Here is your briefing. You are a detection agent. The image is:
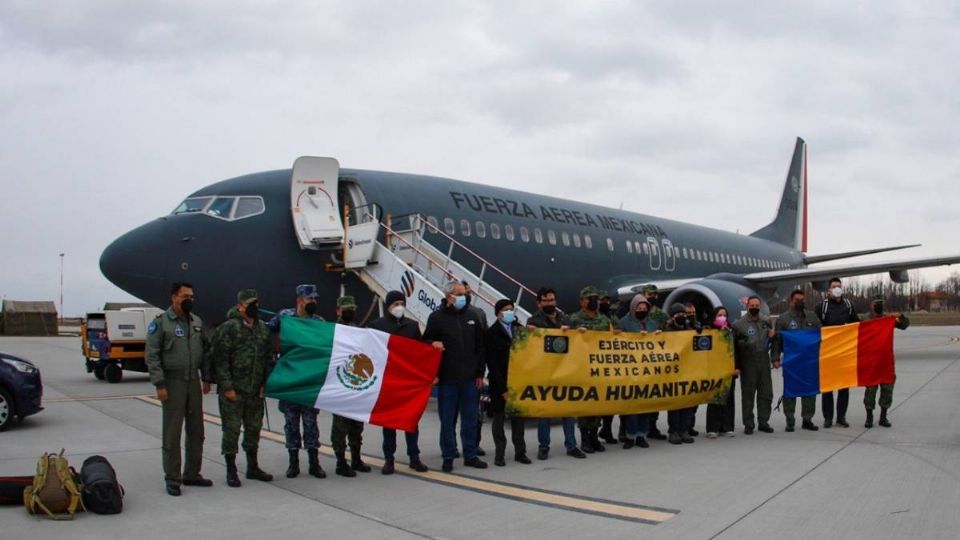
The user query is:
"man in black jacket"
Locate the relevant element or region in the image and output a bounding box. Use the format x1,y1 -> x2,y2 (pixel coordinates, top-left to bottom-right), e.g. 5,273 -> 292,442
485,299 -> 530,466
814,277 -> 860,428
423,281 -> 488,472
368,290 -> 430,475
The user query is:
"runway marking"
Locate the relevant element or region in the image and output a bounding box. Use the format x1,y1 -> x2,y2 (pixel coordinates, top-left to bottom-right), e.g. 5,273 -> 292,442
43,394 -> 151,403
134,395 -> 677,524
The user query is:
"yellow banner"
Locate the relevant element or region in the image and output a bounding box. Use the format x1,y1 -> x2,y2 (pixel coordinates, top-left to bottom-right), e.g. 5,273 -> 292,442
506,328 -> 735,417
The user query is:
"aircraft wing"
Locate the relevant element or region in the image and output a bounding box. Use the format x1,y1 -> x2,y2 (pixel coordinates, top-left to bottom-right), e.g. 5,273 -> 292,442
742,253 -> 960,285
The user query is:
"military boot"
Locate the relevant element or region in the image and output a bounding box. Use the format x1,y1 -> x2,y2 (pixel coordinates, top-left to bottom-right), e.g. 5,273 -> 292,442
618,421 -> 628,443
286,449 -> 300,478
864,409 -> 874,428
599,420 -> 617,444
879,408 -> 891,428
225,454 -> 241,488
307,449 -> 326,478
350,448 -> 371,473
590,429 -> 606,452
245,450 -> 274,482
335,452 -> 356,477
580,429 -> 595,454
382,458 -> 395,475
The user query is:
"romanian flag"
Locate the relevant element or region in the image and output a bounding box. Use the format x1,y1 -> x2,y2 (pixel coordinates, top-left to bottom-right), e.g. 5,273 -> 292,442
265,318 -> 441,432
780,317 -> 896,398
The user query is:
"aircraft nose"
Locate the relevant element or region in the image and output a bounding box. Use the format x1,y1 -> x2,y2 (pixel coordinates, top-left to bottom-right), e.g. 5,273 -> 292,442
100,219 -> 171,301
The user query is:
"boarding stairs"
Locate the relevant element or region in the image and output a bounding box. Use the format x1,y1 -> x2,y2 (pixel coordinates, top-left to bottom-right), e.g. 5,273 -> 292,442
330,206 -> 535,328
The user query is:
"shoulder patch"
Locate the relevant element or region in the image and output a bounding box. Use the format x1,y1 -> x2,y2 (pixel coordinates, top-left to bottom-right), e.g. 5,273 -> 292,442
147,321 -> 158,334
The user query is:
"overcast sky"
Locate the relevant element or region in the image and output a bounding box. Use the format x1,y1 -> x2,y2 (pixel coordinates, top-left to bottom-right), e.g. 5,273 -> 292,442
1,1 -> 958,315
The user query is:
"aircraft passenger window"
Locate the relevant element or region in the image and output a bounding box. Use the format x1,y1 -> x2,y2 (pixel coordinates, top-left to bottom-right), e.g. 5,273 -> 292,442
206,197 -> 235,219
520,227 -> 530,243
638,241 -> 645,255
606,237 -> 613,251
682,248 -> 688,259
626,240 -> 634,253
444,218 -> 455,235
561,232 -> 570,246
534,228 -> 543,244
173,197 -> 212,215
475,221 -> 486,238
234,197 -> 265,219
426,216 -> 439,233
548,230 -> 557,245
504,224 -> 515,241
584,234 -> 593,249
490,223 -> 501,239
573,234 -> 581,248
460,219 -> 472,237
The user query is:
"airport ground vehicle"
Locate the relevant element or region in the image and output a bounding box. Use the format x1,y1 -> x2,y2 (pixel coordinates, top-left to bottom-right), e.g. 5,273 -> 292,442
0,352 -> 43,431
82,308 -> 162,383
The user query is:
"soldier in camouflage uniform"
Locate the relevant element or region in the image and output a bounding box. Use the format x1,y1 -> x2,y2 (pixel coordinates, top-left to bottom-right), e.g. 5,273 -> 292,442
862,294 -> 910,428
145,282 -> 213,497
266,284 -> 326,479
771,289 -> 821,432
330,295 -> 371,477
641,284 -> 669,440
731,296 -> 775,435
210,289 -> 274,487
569,285 -> 621,453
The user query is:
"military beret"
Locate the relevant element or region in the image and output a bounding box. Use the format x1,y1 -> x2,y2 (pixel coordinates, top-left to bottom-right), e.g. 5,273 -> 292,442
296,284 -> 319,298
237,289 -> 258,304
641,284 -> 659,293
337,295 -> 357,309
872,294 -> 884,302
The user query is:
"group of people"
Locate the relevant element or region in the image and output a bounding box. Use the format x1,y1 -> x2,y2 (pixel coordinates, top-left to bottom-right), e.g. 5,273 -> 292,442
144,276 -> 907,496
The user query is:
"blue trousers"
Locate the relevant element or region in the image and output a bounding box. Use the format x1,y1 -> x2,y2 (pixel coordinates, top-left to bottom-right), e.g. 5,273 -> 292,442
383,427 -> 420,459
279,400 -> 320,450
537,418 -> 578,450
624,413 -> 653,437
438,381 -> 479,460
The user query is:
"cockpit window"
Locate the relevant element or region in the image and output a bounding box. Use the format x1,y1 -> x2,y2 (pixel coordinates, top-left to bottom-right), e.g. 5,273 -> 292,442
172,197 -> 212,214
206,197 -> 235,218
234,197 -> 265,219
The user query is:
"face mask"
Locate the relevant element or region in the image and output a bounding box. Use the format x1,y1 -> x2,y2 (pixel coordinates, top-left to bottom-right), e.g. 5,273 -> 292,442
831,287 -> 843,299
713,315 -> 727,328
748,307 -> 761,317
635,310 -> 648,320
673,316 -> 686,326
501,310 -> 516,324
453,295 -> 467,310
340,310 -> 355,324
180,298 -> 194,314
245,302 -> 259,319
304,302 -> 317,316
389,305 -> 405,319
542,305 -> 557,315
586,298 -> 599,312
794,300 -> 805,311
598,303 -> 611,315
873,303 -> 884,315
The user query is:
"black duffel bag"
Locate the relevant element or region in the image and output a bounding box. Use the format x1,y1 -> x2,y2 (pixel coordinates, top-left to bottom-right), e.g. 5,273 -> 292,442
79,455 -> 124,514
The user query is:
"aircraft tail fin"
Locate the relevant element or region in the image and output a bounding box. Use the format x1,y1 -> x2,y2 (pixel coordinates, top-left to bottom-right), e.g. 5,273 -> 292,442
750,137 -> 807,252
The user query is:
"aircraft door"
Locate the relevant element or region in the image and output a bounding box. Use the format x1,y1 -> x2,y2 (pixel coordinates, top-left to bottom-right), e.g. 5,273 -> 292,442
662,239 -> 676,272
646,237 -> 661,270
291,157 -> 343,250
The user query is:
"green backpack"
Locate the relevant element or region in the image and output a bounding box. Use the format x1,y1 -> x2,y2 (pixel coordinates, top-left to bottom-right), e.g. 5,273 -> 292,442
23,449 -> 85,520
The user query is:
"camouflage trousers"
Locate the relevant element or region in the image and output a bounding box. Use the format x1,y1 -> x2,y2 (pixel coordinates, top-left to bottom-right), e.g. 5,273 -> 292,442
864,383 -> 895,410
331,414 -> 364,453
279,400 -> 320,450
782,396 -> 816,425
219,392 -> 264,456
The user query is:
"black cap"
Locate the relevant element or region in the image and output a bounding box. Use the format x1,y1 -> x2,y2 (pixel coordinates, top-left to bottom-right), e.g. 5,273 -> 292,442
384,290 -> 405,307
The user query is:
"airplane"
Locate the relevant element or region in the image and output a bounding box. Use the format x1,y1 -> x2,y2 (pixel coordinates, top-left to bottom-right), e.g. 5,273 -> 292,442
100,137 -> 960,325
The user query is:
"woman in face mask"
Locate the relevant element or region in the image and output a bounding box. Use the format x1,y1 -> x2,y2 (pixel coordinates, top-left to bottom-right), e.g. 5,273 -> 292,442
706,306 -> 737,439
484,299 -> 529,466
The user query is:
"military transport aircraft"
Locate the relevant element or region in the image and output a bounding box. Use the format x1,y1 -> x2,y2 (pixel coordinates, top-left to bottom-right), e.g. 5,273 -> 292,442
100,138 -> 960,325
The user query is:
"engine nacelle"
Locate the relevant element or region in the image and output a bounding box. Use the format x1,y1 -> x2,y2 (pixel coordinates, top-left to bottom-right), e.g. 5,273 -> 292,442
889,270 -> 909,283
662,278 -> 767,322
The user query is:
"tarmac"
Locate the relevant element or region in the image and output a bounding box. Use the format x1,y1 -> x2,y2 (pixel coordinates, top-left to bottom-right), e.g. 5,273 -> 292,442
1,327 -> 959,539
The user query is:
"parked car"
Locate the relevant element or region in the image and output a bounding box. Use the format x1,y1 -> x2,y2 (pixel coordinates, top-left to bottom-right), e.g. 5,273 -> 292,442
0,352 -> 43,431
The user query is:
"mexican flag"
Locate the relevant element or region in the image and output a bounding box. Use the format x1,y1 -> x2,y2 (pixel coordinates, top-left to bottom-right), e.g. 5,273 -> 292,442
265,318 -> 441,432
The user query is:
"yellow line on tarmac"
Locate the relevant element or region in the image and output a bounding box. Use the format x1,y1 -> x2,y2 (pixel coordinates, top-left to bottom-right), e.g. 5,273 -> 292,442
134,395 -> 677,524
44,394 -> 152,403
